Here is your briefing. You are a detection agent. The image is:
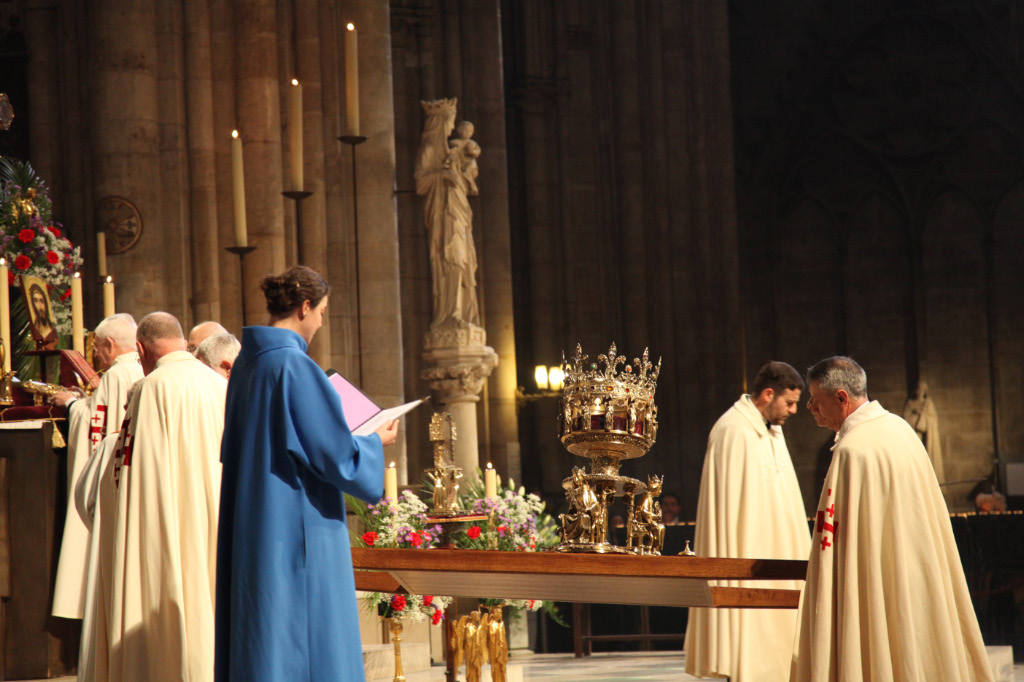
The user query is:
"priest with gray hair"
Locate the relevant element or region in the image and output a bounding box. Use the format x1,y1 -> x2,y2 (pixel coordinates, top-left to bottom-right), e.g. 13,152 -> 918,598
794,356 -> 992,681
195,332 -> 241,379
52,312 -> 144,621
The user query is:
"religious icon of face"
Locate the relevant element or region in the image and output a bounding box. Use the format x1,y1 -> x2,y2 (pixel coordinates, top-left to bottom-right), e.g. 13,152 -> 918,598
21,275 -> 58,349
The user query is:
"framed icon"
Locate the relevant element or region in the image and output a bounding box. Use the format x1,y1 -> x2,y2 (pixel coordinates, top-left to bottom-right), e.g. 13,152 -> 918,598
21,275 -> 59,350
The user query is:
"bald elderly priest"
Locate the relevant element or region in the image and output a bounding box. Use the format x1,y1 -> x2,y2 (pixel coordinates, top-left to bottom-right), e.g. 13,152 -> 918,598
794,356 -> 992,682
51,313 -> 144,620
106,312 -> 227,682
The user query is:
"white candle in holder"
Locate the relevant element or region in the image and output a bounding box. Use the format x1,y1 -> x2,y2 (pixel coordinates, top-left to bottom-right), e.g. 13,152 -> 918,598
97,232 -> 108,277
485,463 -> 497,500
344,23 -> 360,137
385,461 -> 398,508
231,130 -> 248,247
103,276 -> 116,318
71,272 -> 84,354
289,79 -> 303,189
0,258 -> 9,373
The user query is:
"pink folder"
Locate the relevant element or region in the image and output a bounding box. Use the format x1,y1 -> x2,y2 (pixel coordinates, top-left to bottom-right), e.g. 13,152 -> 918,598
326,370 -> 382,432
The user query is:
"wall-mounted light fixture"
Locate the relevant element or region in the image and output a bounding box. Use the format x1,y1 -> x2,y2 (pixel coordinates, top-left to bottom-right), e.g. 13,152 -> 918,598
517,364 -> 564,409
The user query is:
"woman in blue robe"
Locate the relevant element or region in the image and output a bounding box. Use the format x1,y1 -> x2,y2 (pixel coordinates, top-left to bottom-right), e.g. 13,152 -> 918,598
215,266 -> 398,682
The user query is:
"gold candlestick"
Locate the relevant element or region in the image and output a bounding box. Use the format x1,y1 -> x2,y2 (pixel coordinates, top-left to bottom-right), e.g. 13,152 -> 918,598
388,617 -> 406,682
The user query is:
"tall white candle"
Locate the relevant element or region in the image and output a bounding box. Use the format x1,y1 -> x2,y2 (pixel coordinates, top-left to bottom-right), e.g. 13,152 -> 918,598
0,258 -> 9,373
96,232 -> 108,277
289,79 -> 303,190
485,463 -> 497,500
385,461 -> 398,509
103,276 -> 115,318
231,130 -> 248,247
71,272 -> 84,354
344,23 -> 360,137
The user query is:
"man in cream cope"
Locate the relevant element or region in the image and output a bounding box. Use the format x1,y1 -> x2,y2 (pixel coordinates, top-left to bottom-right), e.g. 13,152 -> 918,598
793,356 -> 992,682
685,361 -> 810,682
51,313 -> 144,620
107,312 -> 227,682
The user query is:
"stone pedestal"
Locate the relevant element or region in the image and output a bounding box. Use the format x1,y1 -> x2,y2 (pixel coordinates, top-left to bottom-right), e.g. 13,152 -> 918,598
422,321 -> 498,478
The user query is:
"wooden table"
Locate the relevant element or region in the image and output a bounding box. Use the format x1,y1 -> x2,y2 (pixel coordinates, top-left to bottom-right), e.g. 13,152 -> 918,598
354,547 -> 807,678
352,547 -> 806,609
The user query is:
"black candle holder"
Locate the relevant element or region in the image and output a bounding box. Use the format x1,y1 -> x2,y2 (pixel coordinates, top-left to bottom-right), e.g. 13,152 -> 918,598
282,190 -> 313,264
226,245 -> 258,326
339,134 -> 368,385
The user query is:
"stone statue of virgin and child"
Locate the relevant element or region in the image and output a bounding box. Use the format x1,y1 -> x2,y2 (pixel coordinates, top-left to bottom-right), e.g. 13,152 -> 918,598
414,98 -> 482,336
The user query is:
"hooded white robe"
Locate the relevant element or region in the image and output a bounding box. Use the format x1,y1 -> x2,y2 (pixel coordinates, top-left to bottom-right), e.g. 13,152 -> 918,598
75,432 -> 121,682
53,351 -> 143,618
685,395 -> 811,682
107,351 -> 226,682
791,400 -> 992,682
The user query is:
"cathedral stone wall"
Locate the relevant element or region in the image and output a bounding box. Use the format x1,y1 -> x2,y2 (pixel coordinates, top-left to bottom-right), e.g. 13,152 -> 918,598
731,0 -> 1024,512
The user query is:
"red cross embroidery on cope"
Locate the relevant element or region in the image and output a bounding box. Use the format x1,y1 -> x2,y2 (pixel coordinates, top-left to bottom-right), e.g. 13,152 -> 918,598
89,405 -> 108,448
113,420 -> 132,489
816,488 -> 838,551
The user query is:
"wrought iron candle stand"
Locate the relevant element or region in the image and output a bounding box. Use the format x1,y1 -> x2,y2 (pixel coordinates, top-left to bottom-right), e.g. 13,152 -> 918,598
556,343 -> 666,555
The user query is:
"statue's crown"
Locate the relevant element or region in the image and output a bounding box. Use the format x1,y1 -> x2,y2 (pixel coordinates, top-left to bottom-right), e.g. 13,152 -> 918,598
561,343 -> 661,400
421,98 -> 458,115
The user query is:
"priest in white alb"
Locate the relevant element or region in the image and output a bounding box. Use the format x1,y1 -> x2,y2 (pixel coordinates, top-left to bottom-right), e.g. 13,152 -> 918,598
795,356 -> 992,682
107,312 -> 227,682
51,313 -> 144,620
685,361 -> 811,682
75,430 -> 123,682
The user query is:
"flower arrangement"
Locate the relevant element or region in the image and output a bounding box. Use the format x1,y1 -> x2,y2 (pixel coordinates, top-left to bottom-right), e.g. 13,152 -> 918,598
357,489 -> 443,549
1,157 -> 83,336
452,473 -> 566,624
350,490 -> 451,623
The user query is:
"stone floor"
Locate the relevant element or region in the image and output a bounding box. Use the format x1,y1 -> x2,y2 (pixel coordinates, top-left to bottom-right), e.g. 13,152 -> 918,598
29,651 -> 1024,682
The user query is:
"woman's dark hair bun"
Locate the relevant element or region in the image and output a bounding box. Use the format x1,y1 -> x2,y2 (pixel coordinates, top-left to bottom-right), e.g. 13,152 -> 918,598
260,266 -> 330,316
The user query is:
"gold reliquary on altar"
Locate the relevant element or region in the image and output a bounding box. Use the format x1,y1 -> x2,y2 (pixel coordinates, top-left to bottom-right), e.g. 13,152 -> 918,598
556,343 -> 666,556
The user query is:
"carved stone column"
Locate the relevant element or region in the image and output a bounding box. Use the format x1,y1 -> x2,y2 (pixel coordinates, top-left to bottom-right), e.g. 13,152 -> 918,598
422,322 -> 498,479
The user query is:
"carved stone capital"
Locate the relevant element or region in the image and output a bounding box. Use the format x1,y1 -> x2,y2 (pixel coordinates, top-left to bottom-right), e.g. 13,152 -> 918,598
422,344 -> 499,403
424,318 -> 487,350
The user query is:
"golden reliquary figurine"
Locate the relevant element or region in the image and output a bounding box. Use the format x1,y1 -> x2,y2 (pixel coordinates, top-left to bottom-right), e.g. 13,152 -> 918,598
426,412 -> 464,515
451,606 -> 507,682
556,343 -> 666,555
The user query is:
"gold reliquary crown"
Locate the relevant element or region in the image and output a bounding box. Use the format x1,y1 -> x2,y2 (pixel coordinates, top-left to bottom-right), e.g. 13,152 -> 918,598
558,343 -> 662,457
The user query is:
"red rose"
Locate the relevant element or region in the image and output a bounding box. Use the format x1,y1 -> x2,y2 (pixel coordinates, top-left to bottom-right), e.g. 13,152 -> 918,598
60,288 -> 72,301
410,532 -> 422,547
6,270 -> 14,285
18,229 -> 34,243
46,226 -> 61,238
497,525 -> 508,536
432,609 -> 443,625
467,526 -> 482,540
390,595 -> 406,611
423,595 -> 433,606
361,531 -> 378,547
46,251 -> 60,264
14,255 -> 31,270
